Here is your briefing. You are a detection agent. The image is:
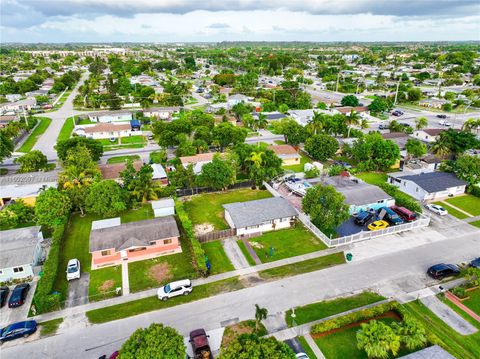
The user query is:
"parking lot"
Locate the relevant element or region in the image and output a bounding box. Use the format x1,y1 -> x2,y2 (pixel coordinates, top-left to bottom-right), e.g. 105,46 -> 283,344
0,280 -> 37,328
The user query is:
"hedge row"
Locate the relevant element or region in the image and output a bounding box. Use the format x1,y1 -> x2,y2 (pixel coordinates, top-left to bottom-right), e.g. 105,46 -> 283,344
311,301 -> 398,334
32,223 -> 66,314
175,200 -> 208,276
378,183 -> 423,214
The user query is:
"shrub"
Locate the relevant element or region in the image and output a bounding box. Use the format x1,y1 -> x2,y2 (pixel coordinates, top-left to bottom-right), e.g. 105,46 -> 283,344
32,223 -> 66,314
468,185 -> 480,198
378,183 -> 422,214
304,166 -> 320,179
451,287 -> 467,299
175,200 -> 208,276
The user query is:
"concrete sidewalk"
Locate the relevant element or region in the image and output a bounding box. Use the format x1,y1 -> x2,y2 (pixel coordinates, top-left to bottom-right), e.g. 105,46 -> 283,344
222,237 -> 250,269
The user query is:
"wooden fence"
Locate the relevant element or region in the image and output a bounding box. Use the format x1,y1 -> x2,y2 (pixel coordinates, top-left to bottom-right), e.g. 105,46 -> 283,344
197,228 -> 236,243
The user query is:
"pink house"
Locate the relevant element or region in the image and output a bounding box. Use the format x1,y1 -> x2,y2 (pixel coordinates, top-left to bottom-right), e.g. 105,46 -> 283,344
89,216 -> 181,270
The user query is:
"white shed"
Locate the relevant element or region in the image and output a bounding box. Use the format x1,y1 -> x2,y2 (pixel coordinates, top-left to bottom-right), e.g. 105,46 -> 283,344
152,198 -> 175,217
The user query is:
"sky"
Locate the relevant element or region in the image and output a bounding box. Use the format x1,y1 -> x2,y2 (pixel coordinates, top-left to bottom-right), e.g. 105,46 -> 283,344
1,0 -> 479,43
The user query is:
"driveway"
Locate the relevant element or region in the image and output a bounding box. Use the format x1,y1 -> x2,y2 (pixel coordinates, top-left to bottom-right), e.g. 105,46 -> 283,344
285,337 -> 307,354
0,280 -> 37,328
65,273 -> 90,308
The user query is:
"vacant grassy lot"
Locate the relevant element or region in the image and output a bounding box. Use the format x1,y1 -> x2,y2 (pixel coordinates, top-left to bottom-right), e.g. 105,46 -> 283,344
433,202 -> 469,219
248,224 -> 327,263
57,116 -> 76,141
202,241 -> 234,274
258,252 -> 345,280
17,117 -> 52,153
445,195 -> 480,216
356,172 -> 388,186
89,265 -> 122,301
106,155 -> 141,164
121,135 -> 145,144
86,277 -> 244,324
183,189 -> 272,230
39,318 -> 63,337
282,153 -> 311,173
128,241 -> 197,293
285,292 -> 386,327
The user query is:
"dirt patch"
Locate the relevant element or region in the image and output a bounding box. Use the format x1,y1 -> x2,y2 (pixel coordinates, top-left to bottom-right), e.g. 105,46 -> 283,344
194,223 -> 214,236
240,274 -> 264,287
98,280 -> 114,292
222,320 -> 257,348
249,241 -> 264,249
311,311 -> 402,339
148,263 -> 173,283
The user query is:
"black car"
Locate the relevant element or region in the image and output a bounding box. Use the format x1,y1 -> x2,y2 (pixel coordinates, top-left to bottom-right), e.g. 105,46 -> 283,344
8,283 -> 30,308
333,161 -> 352,169
0,286 -> 9,307
378,123 -> 388,130
0,320 -> 37,343
400,123 -> 411,127
470,257 -> 480,268
354,211 -> 374,226
427,264 -> 460,280
436,114 -> 447,119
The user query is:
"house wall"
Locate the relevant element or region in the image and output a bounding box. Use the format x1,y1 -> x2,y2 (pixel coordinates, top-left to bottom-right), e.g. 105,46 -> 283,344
349,198 -> 396,215
413,131 -> 437,143
89,114 -> 132,123
281,156 -> 300,166
236,217 -> 295,236
0,264 -> 34,282
154,206 -> 175,217
86,129 -> 133,139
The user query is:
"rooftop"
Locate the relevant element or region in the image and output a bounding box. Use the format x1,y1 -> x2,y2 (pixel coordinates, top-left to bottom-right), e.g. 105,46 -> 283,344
99,161 -> 143,180
321,176 -> 391,206
0,226 -> 42,268
389,171 -> 467,193
84,122 -> 132,133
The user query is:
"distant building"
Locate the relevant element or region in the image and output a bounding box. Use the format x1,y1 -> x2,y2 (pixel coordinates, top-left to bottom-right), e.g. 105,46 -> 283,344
99,161 -> 143,182
413,128 -> 451,143
142,107 -> 180,120
227,94 -> 249,108
418,98 -> 448,109
179,152 -> 219,174
86,110 -> 133,123
75,122 -> 133,139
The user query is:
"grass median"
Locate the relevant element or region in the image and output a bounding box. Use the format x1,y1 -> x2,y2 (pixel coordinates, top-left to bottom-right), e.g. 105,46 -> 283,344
39,318 -> 63,337
17,117 -> 52,153
57,116 -> 76,142
86,277 -> 244,324
258,252 -> 345,280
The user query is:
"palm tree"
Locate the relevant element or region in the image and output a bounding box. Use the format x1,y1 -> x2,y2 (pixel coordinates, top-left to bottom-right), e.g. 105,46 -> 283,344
462,118 -> 480,135
360,118 -> 369,130
415,117 -> 428,131
255,113 -> 268,130
430,136 -> 451,158
345,111 -> 361,137
254,304 -> 268,333
393,317 -> 427,351
307,111 -> 325,135
356,320 -> 401,359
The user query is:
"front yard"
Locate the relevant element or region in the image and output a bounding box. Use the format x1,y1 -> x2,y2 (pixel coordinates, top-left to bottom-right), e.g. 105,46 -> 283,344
282,152 -> 311,173
433,201 -> 469,219
88,265 -> 122,301
444,195 -> 480,216
247,224 -> 327,263
183,188 -> 272,230
17,117 -> 52,153
202,241 -> 234,274
106,155 -> 141,164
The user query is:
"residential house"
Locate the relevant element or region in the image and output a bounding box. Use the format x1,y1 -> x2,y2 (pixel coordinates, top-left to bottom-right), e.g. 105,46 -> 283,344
151,163 -> 169,185
87,110 -> 133,123
336,106 -> 370,118
180,152 -> 218,174
418,98 -> 448,109
387,171 -> 467,201
151,198 -> 175,218
0,170 -> 59,206
5,94 -> 22,102
223,197 -> 297,236
0,98 -> 37,113
252,111 -> 287,122
381,132 -> 410,150
267,145 -> 301,166
99,161 -> 143,182
0,226 -> 45,282
0,115 -> 19,128
413,128 -> 447,143
227,94 -> 249,108
89,216 -> 181,269
143,107 -> 180,120
288,109 -> 339,127
76,122 -> 133,139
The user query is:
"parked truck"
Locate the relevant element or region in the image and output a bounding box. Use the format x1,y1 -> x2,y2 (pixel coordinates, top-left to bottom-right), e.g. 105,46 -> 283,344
189,329 -> 213,359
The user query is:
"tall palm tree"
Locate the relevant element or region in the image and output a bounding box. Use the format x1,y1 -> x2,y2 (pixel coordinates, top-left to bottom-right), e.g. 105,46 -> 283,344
414,117 -> 428,131
462,118 -> 480,135
360,118 -> 369,130
254,304 -> 268,333
345,111 -> 361,137
307,111 -> 325,135
356,320 -> 401,359
255,113 -> 268,130
430,136 -> 451,158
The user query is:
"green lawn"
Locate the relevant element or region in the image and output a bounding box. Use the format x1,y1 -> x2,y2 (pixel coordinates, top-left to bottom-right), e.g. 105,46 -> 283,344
86,277 -> 244,324
469,220 -> 480,228
315,317 -> 407,359
258,252 -> 345,280
121,135 -> 145,144
17,117 -> 52,153
57,116 -> 76,141
236,240 -> 257,266
0,168 -> 8,175
440,294 -> 480,329
297,336 -> 318,359
127,239 -> 197,293
39,318 -> 63,337
285,292 -> 386,327
88,265 -> 122,301
104,143 -> 144,151
119,203 -> 153,223
248,224 -> 327,263
461,288 -> 480,315
445,195 -> 480,216
183,189 -> 273,230
77,118 -> 95,125
283,153 -> 311,173
356,172 -> 388,186
202,241 -> 234,274
97,138 -> 119,146
433,202 -> 469,219
402,301 -> 480,359
106,155 -> 140,164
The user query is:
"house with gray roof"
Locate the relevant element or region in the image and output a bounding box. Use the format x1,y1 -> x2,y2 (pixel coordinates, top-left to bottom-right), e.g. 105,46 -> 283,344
387,171 -> 466,201
0,226 -> 44,282
223,197 -> 297,236
399,345 -> 455,359
89,216 -> 181,269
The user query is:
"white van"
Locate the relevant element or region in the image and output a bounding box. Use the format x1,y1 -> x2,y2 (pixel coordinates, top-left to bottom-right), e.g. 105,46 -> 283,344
157,279 -> 192,301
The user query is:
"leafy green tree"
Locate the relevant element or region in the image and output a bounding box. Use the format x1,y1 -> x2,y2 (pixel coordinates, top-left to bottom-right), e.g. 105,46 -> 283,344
85,180 -> 127,217
304,134 -> 339,161
393,317 -> 427,351
462,118 -> 480,135
434,129 -> 479,158
0,131 -> 14,163
341,95 -> 359,107
407,88 -> 422,102
356,320 -> 401,359
255,304 -> 268,333
442,103 -> 452,112
275,117 -> 307,145
15,150 -> 48,173
118,323 -> 185,359
35,187 -> 72,227
245,147 -> 282,187
414,117 -> 428,130
350,133 -> 400,171
130,164 -> 159,203
278,103 -> 289,114
0,200 -> 35,230
56,137 -> 104,161
442,154 -> 480,186
232,102 -> 251,121
212,122 -> 248,151
255,113 -> 268,130
198,154 -> 236,190
307,111 -> 326,135
219,334 -> 295,359
405,139 -> 427,160
316,102 -> 327,110
168,164 -> 197,189
302,184 -> 350,233
368,97 -> 391,114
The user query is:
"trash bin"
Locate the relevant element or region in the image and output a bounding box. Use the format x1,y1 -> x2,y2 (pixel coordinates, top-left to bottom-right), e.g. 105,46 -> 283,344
346,253 -> 353,262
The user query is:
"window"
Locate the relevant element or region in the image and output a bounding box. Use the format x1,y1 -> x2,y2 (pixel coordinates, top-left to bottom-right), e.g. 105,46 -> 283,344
163,238 -> 172,245
129,247 -> 146,252
149,241 -> 157,245
101,250 -> 111,256
13,267 -> 24,273
416,187 -> 419,192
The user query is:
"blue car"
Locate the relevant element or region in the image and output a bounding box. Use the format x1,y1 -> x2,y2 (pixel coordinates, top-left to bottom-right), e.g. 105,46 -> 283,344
380,207 -> 404,225
0,320 -> 37,343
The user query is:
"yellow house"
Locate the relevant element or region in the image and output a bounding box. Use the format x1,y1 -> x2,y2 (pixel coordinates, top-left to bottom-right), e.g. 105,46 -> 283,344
267,145 -> 301,166
0,170 -> 59,207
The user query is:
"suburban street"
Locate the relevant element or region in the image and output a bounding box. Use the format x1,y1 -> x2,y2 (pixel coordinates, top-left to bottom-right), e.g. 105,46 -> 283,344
2,219 -> 478,359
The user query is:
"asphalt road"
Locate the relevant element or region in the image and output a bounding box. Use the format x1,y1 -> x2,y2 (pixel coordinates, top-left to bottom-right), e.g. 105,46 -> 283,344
2,228 -> 478,359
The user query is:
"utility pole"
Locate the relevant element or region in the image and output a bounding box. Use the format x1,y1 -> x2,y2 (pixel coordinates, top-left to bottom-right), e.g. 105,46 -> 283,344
336,72 -> 340,92
394,79 -> 401,106
22,105 -> 28,127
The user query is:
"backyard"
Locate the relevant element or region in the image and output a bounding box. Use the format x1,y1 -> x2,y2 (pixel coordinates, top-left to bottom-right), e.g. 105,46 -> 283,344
356,172 -> 388,186
282,152 -> 311,173
246,224 -> 327,263
202,240 -> 234,275
183,189 -> 272,230
17,117 -> 52,153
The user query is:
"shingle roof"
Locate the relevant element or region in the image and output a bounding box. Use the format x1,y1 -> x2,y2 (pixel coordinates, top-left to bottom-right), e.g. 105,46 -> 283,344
323,176 -> 391,206
84,123 -> 131,133
89,216 -> 179,252
399,345 -> 455,359
267,145 -> 299,156
397,171 -> 467,193
0,226 -> 42,268
223,197 -> 297,228
99,161 -> 143,180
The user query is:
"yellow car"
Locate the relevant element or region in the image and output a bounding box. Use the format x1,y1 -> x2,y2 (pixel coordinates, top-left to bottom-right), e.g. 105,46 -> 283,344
367,220 -> 389,231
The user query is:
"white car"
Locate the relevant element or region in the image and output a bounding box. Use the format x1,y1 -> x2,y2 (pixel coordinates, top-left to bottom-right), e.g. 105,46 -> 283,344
438,120 -> 451,127
66,259 -> 81,281
296,353 -> 310,359
425,204 -> 448,216
157,279 -> 192,301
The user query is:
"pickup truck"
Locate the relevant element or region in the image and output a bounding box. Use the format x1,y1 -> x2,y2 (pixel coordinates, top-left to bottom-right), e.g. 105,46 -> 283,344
189,329 -> 213,359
